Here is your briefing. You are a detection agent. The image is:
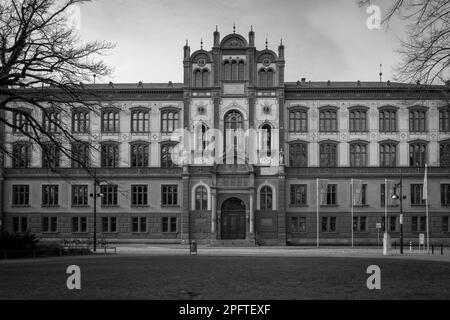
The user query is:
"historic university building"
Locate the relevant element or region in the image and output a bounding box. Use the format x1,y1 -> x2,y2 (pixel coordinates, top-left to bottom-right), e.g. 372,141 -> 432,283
1,27 -> 450,246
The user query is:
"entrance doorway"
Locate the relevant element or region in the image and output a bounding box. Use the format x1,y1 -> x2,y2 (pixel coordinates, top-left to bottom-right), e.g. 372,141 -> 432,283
221,197 -> 246,240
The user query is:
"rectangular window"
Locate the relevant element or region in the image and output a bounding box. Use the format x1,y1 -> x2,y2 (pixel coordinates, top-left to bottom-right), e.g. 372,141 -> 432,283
42,216 -> 58,233
389,216 -> 398,232
42,185 -> 59,206
353,216 -> 367,232
349,110 -> 367,132
132,185 -> 148,206
161,185 -> 178,206
319,109 -> 337,132
439,109 -> 450,132
290,216 -> 306,233
12,185 -> 29,206
100,185 -> 118,206
290,184 -> 307,206
72,185 -> 88,206
409,109 -> 427,132
351,184 -> 367,206
326,185 -> 337,205
411,184 -> 425,206
162,217 -> 177,233
132,217 -> 147,233
442,216 -> 449,233
441,184 -> 450,206
289,143 -> 308,167
379,109 -> 397,132
321,216 -> 337,232
12,143 -> 31,168
13,111 -> 30,133
72,217 -> 87,233
102,217 -> 117,233
289,109 -> 308,133
13,217 -> 28,233
412,216 -> 427,232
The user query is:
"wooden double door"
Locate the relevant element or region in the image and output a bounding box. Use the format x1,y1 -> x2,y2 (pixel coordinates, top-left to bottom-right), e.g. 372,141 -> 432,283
221,197 -> 246,240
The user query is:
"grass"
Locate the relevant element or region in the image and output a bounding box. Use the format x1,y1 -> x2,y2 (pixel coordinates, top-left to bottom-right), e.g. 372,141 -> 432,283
1,255 -> 450,299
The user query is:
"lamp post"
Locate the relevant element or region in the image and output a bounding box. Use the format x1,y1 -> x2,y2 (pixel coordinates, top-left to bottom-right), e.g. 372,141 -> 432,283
392,171 -> 404,254
90,169 -> 104,252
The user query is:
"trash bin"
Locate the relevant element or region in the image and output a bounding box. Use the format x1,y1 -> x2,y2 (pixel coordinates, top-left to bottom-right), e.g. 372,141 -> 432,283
190,240 -> 197,255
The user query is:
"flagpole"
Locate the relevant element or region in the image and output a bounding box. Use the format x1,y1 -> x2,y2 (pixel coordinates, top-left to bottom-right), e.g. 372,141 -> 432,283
316,178 -> 319,248
351,178 -> 354,248
424,164 -> 429,253
384,178 -> 387,234
426,197 -> 429,253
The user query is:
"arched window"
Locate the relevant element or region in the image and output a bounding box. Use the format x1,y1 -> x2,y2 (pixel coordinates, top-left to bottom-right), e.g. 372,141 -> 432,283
195,124 -> 207,152
71,142 -> 90,168
320,141 -> 338,167
161,110 -> 179,133
260,186 -> 273,210
289,142 -> 308,167
101,109 -> 120,132
289,108 -> 308,133
101,143 -> 119,168
266,69 -> 274,87
258,70 -> 267,87
72,109 -> 90,133
13,110 -> 31,133
379,142 -> 397,167
195,186 -> 208,210
194,69 -> 202,87
231,61 -> 238,80
224,110 -> 244,163
161,142 -> 176,168
131,109 -> 149,132
379,108 -> 397,132
439,140 -> 450,167
319,108 -> 338,132
202,70 -> 210,87
42,143 -> 60,168
223,61 -> 231,80
130,143 -> 149,167
409,142 -> 427,167
12,143 -> 31,168
238,61 -> 245,80
349,108 -> 367,132
42,109 -> 60,132
349,142 -> 368,167
409,108 -> 427,132
261,124 -> 272,157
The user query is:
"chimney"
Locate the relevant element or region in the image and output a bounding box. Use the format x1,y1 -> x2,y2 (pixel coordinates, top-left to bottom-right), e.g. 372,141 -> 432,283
301,78 -> 306,84
213,26 -> 220,47
249,25 -> 255,47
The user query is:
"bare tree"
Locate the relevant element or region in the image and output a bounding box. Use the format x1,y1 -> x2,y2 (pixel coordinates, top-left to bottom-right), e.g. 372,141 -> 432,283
359,0 -> 450,84
0,0 -> 114,172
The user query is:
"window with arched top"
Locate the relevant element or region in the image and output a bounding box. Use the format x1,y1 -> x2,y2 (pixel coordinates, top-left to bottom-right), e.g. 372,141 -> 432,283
13,110 -> 31,133
72,109 -> 90,133
161,142 -> 177,168
231,61 -> 238,80
42,109 -> 60,132
71,142 -> 90,168
409,141 -> 427,167
289,142 -> 308,167
224,110 -> 244,163
42,143 -> 60,169
195,124 -> 207,152
379,107 -> 397,132
194,69 -> 202,87
258,69 -> 275,87
101,109 -> 120,132
266,69 -> 274,87
379,142 -> 397,167
260,186 -> 273,210
349,142 -> 368,167
130,143 -> 149,167
131,109 -> 149,133
161,109 -> 179,133
223,61 -> 231,80
202,70 -> 210,87
320,141 -> 338,167
12,143 -> 31,168
439,140 -> 450,167
238,61 -> 245,80
261,124 -> 272,157
409,108 -> 427,132
195,186 -> 208,210
101,143 -> 119,168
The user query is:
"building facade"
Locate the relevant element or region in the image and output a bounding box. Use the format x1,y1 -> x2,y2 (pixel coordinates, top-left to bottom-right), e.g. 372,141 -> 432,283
1,28 -> 450,246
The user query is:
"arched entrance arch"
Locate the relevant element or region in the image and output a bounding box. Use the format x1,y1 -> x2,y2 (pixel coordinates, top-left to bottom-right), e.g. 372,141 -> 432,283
221,197 -> 246,240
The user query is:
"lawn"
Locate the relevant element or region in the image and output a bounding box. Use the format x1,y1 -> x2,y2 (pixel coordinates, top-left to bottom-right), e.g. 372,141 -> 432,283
0,255 -> 449,299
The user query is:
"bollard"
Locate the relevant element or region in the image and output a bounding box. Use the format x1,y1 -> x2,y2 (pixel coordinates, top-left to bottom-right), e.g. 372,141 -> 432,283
394,241 -> 397,250
190,240 -> 197,255
409,241 -> 412,251
441,244 -> 444,255
432,245 -> 434,255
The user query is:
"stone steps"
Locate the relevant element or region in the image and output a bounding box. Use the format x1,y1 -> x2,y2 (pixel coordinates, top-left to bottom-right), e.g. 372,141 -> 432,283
208,239 -> 256,247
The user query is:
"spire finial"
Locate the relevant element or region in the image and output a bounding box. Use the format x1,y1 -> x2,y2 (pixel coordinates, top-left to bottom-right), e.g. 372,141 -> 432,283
200,38 -> 203,50
216,25 -> 218,32
265,38 -> 268,50
185,39 -> 188,46
379,63 -> 383,83
250,25 -> 253,32
233,23 -> 236,33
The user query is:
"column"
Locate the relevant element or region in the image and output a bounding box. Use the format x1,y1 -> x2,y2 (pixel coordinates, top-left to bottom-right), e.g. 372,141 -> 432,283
249,194 -> 254,234
211,192 -> 217,235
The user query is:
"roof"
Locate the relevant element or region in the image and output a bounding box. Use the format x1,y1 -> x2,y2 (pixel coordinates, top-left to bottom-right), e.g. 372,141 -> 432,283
284,81 -> 449,89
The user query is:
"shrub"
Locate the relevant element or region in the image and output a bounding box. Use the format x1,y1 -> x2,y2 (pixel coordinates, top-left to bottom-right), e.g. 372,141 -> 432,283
0,231 -> 39,251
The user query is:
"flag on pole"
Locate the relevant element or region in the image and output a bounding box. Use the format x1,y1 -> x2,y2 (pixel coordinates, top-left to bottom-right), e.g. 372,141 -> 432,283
318,179 -> 329,205
423,163 -> 428,200
352,179 -> 364,206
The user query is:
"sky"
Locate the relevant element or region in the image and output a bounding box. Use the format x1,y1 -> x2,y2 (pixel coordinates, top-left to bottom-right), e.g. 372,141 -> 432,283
75,0 -> 407,84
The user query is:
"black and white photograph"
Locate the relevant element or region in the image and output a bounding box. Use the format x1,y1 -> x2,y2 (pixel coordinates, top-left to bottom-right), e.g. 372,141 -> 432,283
1,0 -> 450,308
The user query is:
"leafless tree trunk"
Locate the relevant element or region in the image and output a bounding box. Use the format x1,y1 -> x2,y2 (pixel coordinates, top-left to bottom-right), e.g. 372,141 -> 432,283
359,0 -> 450,84
0,0 -> 114,174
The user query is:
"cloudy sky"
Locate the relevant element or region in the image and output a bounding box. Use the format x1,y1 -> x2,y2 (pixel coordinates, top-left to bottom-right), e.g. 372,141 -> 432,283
76,0 -> 406,84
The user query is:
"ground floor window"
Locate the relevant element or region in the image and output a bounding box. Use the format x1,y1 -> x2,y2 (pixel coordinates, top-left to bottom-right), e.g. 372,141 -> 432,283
132,217 -> 147,233
353,216 -> 367,232
42,216 -> 57,233
13,217 -> 28,233
102,217 -> 117,233
443,217 -> 449,233
412,216 -> 427,233
162,217 -> 177,233
321,216 -> 336,232
290,216 -> 306,233
72,217 -> 87,233
441,184 -> 450,206
381,216 -> 398,232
